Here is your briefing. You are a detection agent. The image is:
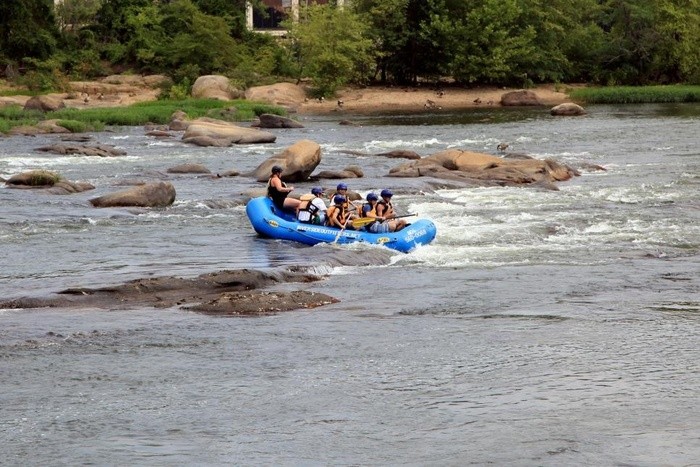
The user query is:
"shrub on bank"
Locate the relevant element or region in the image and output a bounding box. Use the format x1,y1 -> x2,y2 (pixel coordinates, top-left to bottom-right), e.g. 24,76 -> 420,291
570,86 -> 700,104
48,99 -> 285,126
0,99 -> 286,134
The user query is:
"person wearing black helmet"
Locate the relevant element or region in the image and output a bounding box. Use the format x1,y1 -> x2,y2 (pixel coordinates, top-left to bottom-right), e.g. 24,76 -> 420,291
297,187 -> 327,225
376,189 -> 407,231
267,165 -> 301,212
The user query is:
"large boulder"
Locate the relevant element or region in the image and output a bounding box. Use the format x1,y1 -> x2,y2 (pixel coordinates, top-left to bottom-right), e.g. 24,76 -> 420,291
251,139 -> 322,183
500,90 -> 541,106
245,83 -> 307,109
191,75 -> 242,100
89,181 -> 176,208
23,95 -> 66,112
182,117 -> 276,145
551,102 -> 586,116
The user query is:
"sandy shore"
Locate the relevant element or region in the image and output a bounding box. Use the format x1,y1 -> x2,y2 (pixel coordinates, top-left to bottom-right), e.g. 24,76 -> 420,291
297,84 -> 573,115
1,78 -> 574,115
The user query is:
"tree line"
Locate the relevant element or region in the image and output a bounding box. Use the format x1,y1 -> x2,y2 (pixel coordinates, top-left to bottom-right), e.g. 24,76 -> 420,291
1,0 -> 698,96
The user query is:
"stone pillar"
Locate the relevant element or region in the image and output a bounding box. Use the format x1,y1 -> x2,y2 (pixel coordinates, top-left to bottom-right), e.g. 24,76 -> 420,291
245,1 -> 253,30
291,0 -> 299,23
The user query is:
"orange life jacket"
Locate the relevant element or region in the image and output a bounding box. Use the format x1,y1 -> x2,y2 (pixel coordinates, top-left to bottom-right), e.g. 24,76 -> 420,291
327,204 -> 350,227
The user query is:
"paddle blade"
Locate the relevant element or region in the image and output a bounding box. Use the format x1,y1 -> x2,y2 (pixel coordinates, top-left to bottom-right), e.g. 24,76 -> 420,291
351,217 -> 378,229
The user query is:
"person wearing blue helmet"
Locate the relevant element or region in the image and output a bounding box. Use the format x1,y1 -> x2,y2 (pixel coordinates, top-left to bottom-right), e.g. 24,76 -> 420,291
376,188 -> 407,231
360,192 -> 404,233
297,187 -> 327,225
329,182 -> 359,219
267,165 -> 301,212
327,194 -> 357,229
359,192 -> 389,233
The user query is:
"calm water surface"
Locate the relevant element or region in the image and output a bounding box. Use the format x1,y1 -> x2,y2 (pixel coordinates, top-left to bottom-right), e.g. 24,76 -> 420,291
1,104 -> 699,465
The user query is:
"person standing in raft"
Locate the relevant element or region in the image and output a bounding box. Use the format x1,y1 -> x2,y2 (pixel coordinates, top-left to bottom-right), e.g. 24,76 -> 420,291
376,189 -> 407,231
297,187 -> 327,225
267,165 -> 301,212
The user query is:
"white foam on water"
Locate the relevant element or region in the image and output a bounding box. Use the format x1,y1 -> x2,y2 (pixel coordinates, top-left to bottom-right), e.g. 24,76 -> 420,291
362,138 -> 442,151
2,155 -> 142,170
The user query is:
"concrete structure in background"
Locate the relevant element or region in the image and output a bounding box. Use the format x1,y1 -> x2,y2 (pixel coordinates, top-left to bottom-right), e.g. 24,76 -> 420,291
246,0 -> 345,33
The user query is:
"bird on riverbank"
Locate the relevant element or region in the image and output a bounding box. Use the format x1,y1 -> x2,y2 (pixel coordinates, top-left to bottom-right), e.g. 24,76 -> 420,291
497,143 -> 509,152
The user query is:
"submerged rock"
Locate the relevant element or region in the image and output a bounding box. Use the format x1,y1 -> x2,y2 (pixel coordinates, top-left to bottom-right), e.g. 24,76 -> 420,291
0,268 -> 335,316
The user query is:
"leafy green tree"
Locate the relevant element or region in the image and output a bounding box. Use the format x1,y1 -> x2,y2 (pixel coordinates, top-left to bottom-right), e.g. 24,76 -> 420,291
191,0 -> 253,38
448,0 -> 537,85
353,0 -> 410,83
157,0 -> 245,77
0,0 -> 59,63
514,0 -> 605,84
593,0 -> 700,85
94,0 -> 151,43
654,0 -> 700,84
285,4 -> 374,96
55,0 -> 102,34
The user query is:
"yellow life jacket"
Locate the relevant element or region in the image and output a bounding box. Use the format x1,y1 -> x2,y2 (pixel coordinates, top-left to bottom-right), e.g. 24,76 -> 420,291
298,194 -> 316,212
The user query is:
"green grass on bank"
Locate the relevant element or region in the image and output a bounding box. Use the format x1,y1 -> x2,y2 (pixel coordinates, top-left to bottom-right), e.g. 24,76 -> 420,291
0,98 -> 287,134
569,85 -> 700,104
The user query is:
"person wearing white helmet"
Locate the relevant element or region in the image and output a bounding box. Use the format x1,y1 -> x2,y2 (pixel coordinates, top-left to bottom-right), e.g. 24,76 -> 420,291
267,165 -> 301,211
376,189 -> 407,231
297,187 -> 328,225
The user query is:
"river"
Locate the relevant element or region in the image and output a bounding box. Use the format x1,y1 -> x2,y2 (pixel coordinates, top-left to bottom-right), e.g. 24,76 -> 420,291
1,104 -> 698,465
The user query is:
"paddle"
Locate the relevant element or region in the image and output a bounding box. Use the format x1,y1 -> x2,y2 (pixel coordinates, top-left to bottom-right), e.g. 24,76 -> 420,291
333,219 -> 350,243
351,213 -> 416,229
350,217 -> 379,229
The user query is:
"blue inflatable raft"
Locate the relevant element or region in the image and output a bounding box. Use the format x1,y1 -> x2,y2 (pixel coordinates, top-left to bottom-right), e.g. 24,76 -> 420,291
245,197 -> 436,253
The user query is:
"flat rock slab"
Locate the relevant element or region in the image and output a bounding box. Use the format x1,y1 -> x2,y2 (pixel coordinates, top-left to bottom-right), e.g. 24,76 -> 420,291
0,268 -> 336,316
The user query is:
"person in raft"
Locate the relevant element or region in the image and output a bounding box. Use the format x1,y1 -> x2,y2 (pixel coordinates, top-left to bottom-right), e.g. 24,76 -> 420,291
360,192 -> 401,233
330,183 -> 359,218
327,195 -> 357,229
297,187 -> 328,225
375,189 -> 407,231
267,165 -> 301,212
